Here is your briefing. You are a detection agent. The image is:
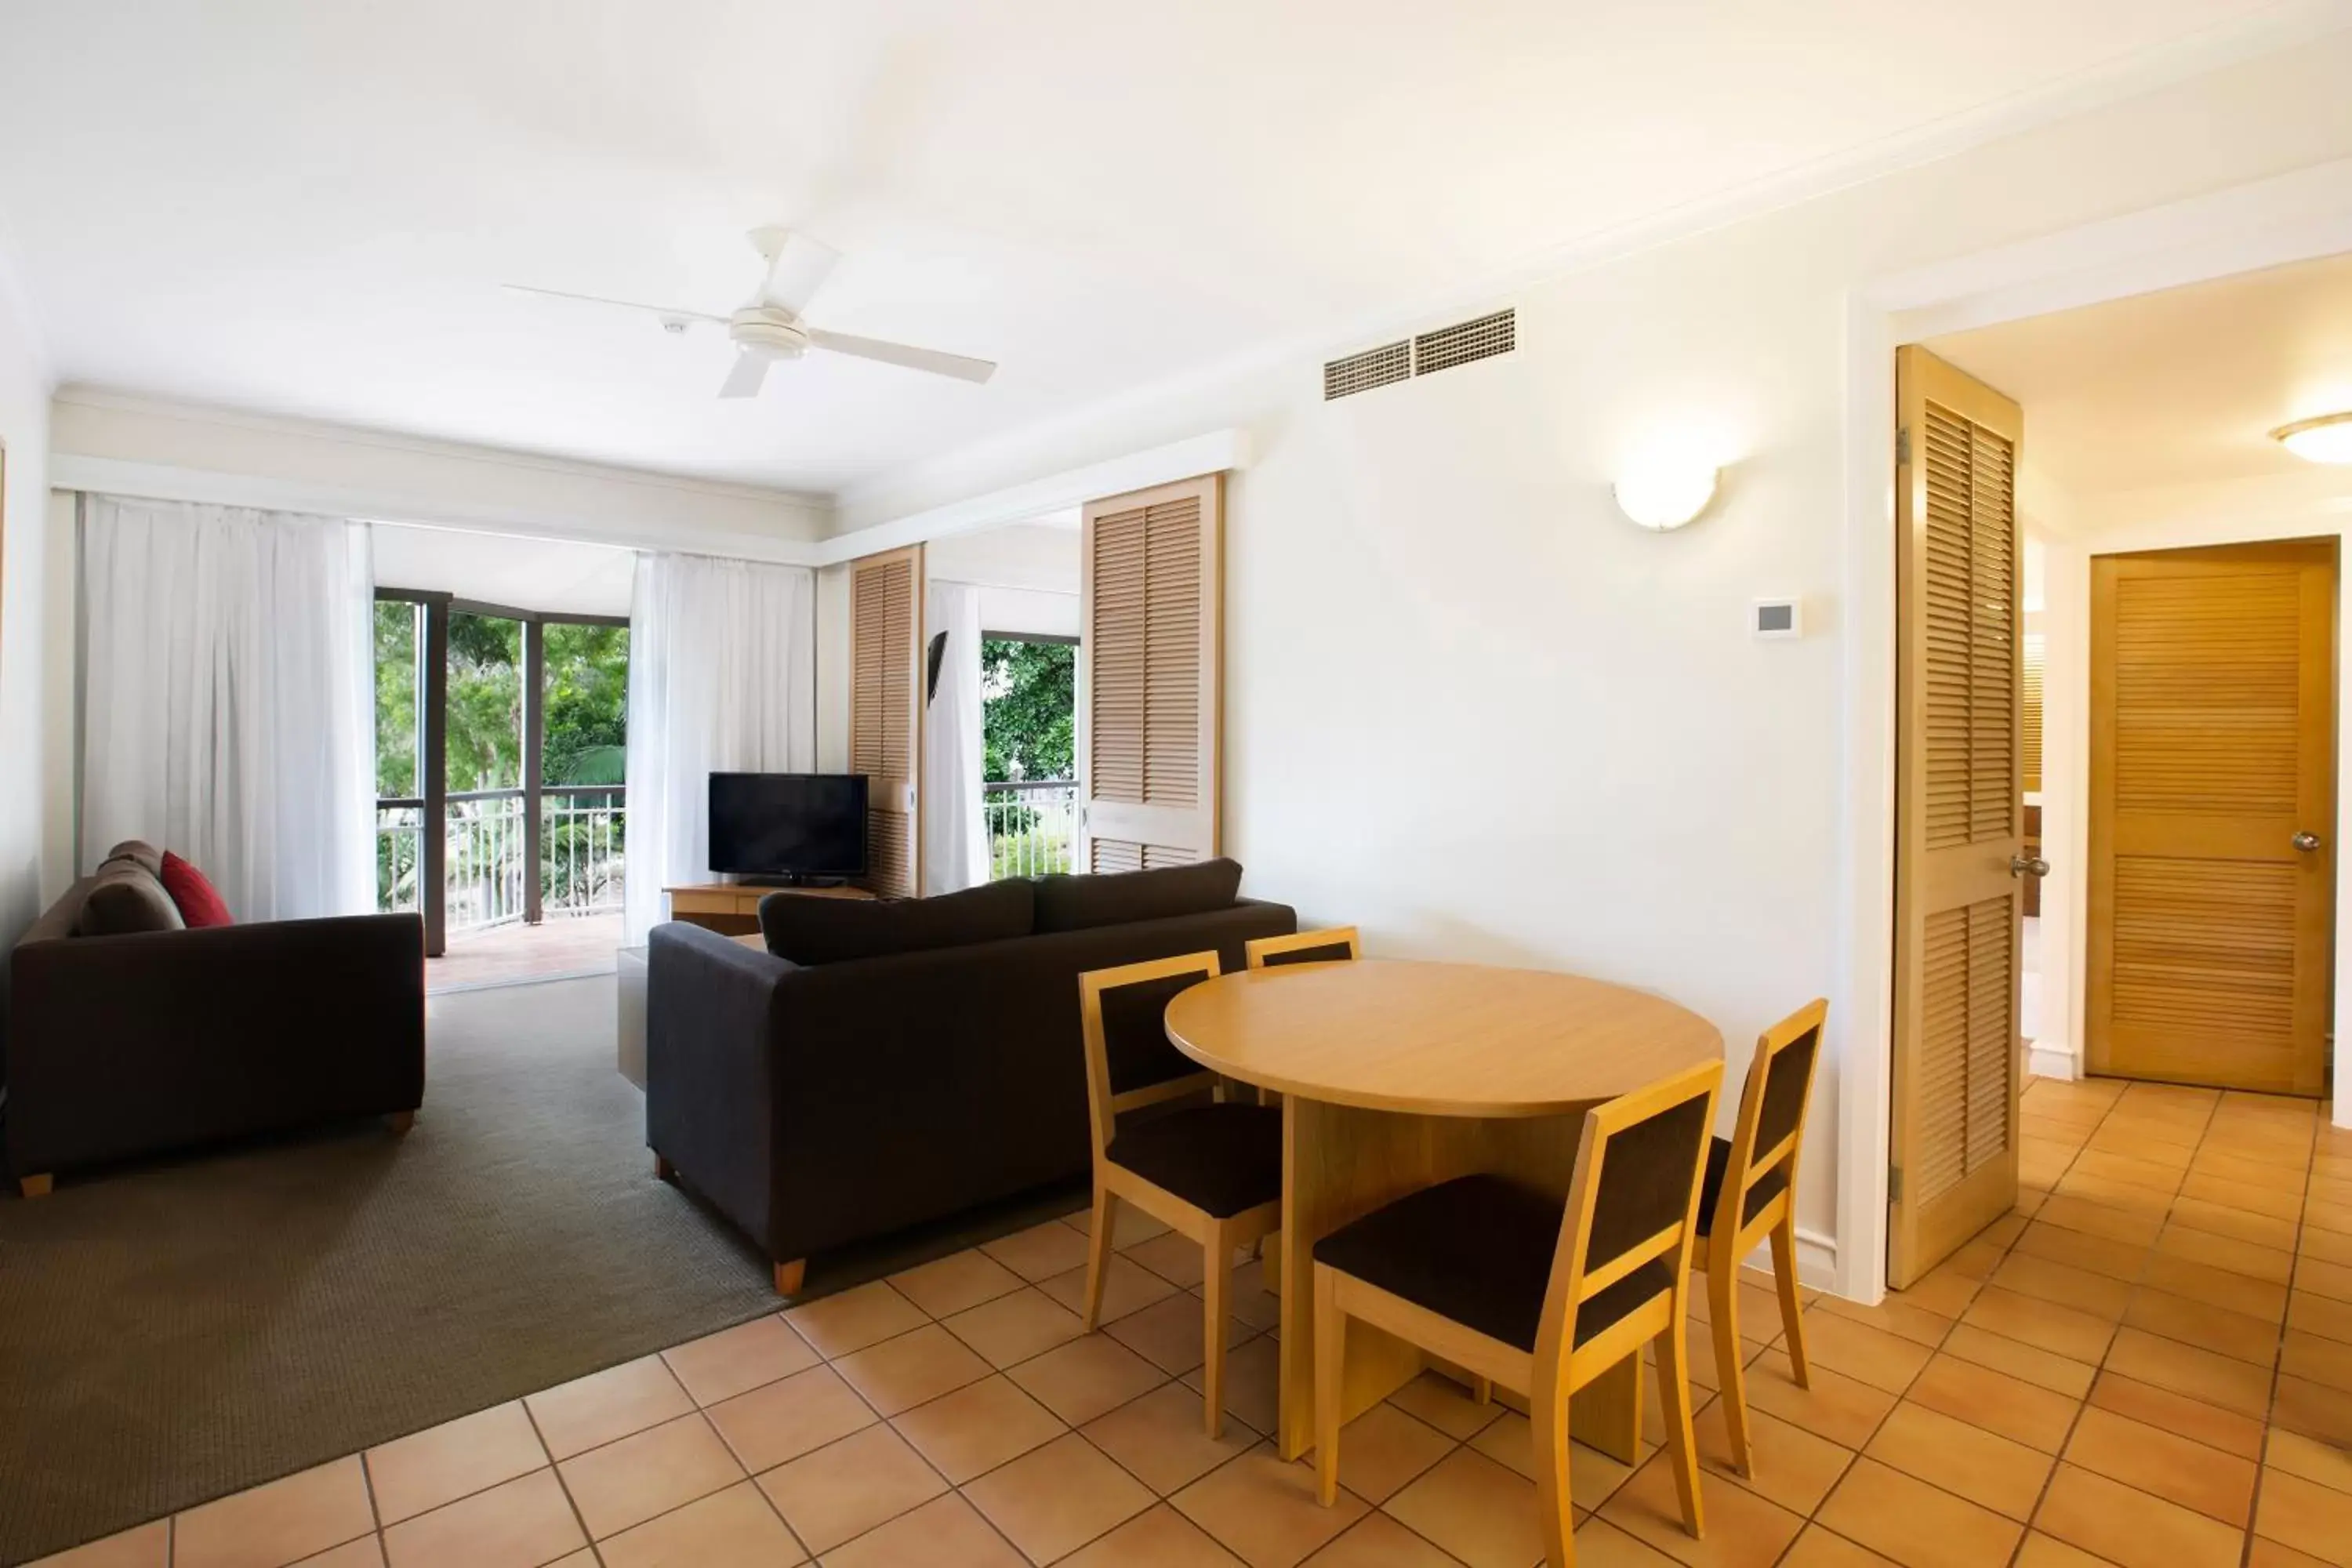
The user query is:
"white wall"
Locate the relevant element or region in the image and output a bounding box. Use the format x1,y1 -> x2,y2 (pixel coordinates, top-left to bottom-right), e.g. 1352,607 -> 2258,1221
811,36 -> 2352,1281
0,265 -> 53,941
371,522 -> 636,617
926,523 -> 1080,640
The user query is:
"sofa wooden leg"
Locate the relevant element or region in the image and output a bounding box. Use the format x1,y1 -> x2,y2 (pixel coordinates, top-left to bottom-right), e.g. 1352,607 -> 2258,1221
773,1258 -> 807,1296
654,1153 -> 677,1183
386,1111 -> 416,1136
19,1174 -> 53,1199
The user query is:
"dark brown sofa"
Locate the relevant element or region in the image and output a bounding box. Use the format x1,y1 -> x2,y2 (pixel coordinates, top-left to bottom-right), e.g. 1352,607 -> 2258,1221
645,859 -> 1294,1290
1,872 -> 426,1196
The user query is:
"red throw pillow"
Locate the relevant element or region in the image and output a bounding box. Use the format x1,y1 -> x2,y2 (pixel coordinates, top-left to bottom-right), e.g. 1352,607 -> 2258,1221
160,851 -> 234,927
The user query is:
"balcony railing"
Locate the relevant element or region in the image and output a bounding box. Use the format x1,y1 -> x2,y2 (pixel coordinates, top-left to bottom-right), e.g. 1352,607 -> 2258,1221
985,779 -> 1077,879
375,786 -> 626,936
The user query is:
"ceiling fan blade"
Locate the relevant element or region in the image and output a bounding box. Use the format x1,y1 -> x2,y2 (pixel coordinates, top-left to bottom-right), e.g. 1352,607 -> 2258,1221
807,328 -> 996,384
748,227 -> 840,317
502,282 -> 725,327
718,347 -> 773,400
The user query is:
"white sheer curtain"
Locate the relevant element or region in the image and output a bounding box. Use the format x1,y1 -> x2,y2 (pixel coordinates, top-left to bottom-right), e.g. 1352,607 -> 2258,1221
622,552 -> 816,944
924,579 -> 989,895
79,495 -> 376,920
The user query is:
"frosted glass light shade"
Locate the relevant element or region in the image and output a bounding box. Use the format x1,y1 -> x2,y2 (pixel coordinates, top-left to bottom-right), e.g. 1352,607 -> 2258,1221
1613,458 -> 1719,531
2273,412 -> 2352,464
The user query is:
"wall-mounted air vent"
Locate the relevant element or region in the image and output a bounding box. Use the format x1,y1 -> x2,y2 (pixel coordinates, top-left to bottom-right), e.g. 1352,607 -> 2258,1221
1322,307 -> 1515,400
1414,309 -> 1515,376
1323,340 -> 1411,401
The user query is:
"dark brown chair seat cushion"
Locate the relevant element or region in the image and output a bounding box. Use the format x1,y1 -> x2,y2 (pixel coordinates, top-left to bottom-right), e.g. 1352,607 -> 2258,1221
1106,1103 -> 1281,1218
1313,1174 -> 1672,1354
1695,1136 -> 1790,1237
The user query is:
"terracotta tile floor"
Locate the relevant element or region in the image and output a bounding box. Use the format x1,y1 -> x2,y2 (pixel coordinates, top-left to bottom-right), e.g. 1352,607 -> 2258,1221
31,1077 -> 2352,1566
426,913 -> 622,993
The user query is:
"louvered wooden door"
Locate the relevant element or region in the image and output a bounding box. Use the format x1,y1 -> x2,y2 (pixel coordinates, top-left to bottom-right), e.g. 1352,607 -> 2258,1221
1078,475 -> 1223,871
850,544 -> 924,897
1890,347 -> 2025,1289
2088,541 -> 2334,1096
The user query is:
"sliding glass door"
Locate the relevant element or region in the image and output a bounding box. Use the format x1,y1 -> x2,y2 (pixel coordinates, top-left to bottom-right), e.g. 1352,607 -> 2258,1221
373,591 -> 628,955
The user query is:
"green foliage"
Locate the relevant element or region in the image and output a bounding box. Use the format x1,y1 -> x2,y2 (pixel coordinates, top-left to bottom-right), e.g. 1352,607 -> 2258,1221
981,637 -> 1074,782
374,601 -> 420,797
543,622 -> 630,785
446,612 -> 522,791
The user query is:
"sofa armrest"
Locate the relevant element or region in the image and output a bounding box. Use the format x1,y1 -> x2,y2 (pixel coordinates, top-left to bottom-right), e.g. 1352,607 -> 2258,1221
644,923 -> 797,1253
3,913 -> 425,1178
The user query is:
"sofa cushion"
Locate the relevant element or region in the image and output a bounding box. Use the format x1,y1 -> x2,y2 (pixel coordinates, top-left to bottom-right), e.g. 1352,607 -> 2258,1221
74,857 -> 187,937
161,851 -> 235,927
1033,858 -> 1244,934
759,878 -> 1036,965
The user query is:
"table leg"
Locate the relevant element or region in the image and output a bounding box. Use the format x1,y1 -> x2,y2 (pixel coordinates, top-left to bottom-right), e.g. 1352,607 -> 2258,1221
1276,1096 -> 1592,1461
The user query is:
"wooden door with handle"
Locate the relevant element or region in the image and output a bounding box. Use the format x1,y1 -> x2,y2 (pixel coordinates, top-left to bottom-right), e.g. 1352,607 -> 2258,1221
2087,539 -> 2335,1096
1890,346 -> 2027,1289
1078,474 -> 1224,870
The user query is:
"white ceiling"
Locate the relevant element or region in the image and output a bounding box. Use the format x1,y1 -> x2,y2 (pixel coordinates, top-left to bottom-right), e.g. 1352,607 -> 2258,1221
0,1 -> 2321,499
1928,248 -> 2352,533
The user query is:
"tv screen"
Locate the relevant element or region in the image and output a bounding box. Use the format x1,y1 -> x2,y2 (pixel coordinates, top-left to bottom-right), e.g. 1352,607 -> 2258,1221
708,773 -> 869,880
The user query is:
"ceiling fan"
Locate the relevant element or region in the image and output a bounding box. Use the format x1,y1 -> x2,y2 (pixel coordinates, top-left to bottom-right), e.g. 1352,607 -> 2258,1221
505,227 -> 996,397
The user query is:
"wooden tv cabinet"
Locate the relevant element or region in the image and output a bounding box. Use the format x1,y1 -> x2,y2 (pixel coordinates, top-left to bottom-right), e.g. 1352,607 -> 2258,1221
664,881 -> 877,936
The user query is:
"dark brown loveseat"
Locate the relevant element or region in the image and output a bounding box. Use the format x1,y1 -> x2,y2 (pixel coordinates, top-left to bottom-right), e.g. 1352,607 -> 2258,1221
1,853 -> 425,1196
646,858 -> 1294,1291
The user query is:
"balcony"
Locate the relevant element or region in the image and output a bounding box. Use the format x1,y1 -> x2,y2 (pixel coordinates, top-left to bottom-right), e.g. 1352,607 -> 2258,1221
985,779 -> 1077,878
378,787 -> 626,987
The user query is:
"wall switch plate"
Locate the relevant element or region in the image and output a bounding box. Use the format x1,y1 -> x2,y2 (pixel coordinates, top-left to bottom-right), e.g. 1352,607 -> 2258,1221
1753,597 -> 1802,639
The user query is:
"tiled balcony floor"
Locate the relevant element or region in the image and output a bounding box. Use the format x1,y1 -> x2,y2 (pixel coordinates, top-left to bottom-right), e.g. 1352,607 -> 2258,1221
426,913 -> 624,993
31,1076 -> 2352,1566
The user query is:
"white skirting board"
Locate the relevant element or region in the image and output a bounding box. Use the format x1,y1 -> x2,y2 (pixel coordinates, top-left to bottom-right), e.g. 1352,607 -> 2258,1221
1738,1226 -> 1839,1294
2027,1042 -> 2078,1082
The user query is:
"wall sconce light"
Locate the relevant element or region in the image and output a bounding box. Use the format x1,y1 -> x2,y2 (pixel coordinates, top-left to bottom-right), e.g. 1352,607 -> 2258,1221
2272,411 -> 2352,465
1613,449 -> 1719,531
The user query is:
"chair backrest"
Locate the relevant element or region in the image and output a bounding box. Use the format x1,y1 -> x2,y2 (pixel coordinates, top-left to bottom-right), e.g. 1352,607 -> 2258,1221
1244,926 -> 1361,969
1076,952 -> 1225,1157
1713,998 -> 1828,1239
1536,1058 -> 1724,1363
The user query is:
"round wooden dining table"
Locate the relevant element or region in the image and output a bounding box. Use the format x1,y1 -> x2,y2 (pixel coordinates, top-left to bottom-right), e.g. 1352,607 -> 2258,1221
1165,958 -> 1722,1464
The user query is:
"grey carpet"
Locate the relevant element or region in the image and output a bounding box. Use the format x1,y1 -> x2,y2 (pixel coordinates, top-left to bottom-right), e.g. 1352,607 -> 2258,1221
0,975 -> 1082,1566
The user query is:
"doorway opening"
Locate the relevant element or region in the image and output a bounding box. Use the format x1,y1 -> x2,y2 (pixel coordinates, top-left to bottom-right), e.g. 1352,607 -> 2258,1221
374,590 -> 630,989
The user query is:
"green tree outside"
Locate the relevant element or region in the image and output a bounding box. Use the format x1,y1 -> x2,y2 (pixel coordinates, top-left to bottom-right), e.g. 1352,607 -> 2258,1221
981,637 -> 1074,782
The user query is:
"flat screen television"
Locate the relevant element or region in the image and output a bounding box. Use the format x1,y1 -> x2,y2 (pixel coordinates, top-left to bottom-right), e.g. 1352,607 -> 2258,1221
707,772 -> 869,883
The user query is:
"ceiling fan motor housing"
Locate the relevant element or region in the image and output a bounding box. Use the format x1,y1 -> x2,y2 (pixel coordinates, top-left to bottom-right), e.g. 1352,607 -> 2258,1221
731,307 -> 810,359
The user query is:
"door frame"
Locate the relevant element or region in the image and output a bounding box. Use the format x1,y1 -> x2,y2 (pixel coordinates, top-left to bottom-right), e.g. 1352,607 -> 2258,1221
1835,159 -> 2352,1304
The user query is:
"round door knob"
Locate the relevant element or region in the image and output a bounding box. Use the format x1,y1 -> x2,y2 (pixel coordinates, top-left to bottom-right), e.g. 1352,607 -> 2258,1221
2011,855 -> 2049,878
2294,832 -> 2323,852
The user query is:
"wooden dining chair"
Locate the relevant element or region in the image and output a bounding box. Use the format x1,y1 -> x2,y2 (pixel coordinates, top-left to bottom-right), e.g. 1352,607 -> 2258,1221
1695,997 -> 1827,1476
1311,1058 -> 1723,1568
1077,952 -> 1285,1436
1243,926 -> 1361,969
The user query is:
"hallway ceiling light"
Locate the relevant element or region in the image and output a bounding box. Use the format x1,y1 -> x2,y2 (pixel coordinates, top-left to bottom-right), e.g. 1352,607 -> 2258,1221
2272,412 -> 2352,464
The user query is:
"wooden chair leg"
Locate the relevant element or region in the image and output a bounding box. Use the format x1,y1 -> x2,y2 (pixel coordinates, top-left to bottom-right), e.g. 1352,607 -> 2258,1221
1313,1265 -> 1345,1506
1202,1219 -> 1232,1439
1769,1220 -> 1809,1387
386,1111 -> 416,1135
19,1174 -> 53,1199
1531,1365 -> 1576,1567
1472,1376 -> 1494,1406
1707,1249 -> 1753,1477
1655,1306 -> 1706,1539
773,1258 -> 807,1296
1080,1185 -> 1117,1332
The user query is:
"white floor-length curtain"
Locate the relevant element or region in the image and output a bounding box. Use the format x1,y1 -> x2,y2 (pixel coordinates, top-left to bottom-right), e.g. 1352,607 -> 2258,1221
924,579 -> 989,895
79,495 -> 376,920
622,552 -> 816,944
